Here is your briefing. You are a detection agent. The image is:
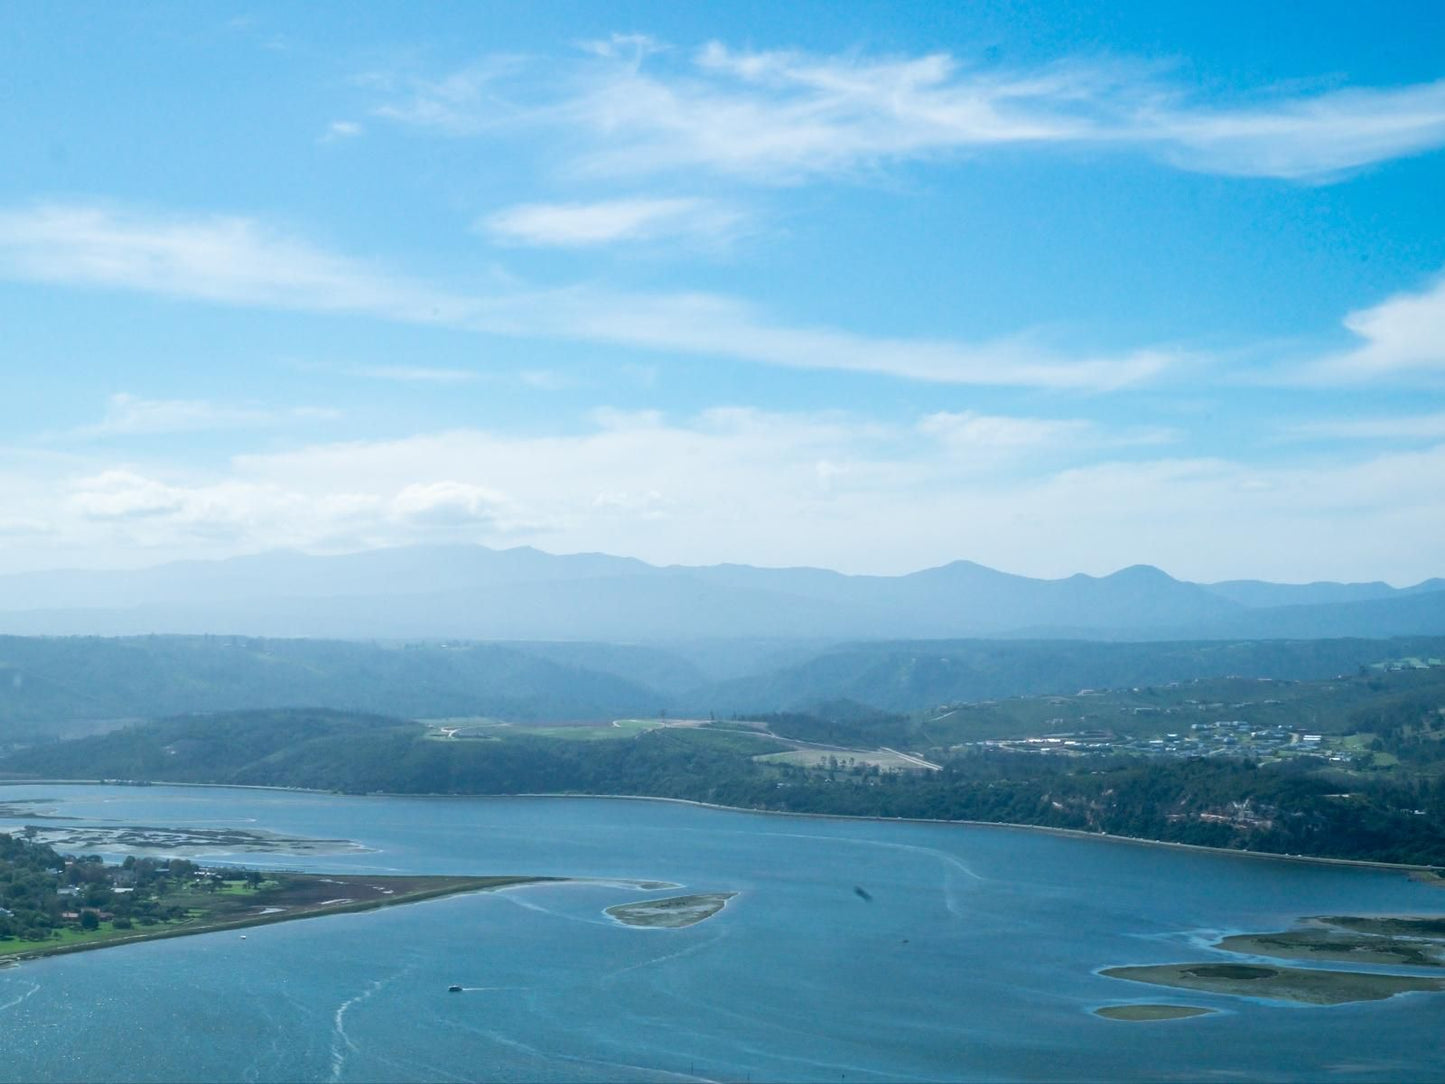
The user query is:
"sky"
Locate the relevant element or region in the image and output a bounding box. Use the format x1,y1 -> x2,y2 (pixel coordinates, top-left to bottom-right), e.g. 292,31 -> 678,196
1,1 -> 1443,584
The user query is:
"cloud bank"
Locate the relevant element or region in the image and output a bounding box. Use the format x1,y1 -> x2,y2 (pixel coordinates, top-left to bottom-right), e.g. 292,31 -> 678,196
2,408 -> 1440,583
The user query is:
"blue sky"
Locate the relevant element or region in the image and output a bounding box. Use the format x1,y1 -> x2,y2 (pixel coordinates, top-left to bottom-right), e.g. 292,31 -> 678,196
1,1 -> 1443,583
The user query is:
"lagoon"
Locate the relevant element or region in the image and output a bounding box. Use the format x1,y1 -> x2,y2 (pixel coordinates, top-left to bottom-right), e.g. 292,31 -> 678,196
1,784 -> 1441,1082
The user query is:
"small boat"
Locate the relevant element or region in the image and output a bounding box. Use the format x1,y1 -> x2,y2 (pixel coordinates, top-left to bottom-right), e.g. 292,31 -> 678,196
448,985 -> 463,993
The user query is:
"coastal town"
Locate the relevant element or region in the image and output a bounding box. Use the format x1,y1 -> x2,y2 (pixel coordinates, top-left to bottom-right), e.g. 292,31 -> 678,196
964,721 -> 1353,763
941,658 -> 1445,768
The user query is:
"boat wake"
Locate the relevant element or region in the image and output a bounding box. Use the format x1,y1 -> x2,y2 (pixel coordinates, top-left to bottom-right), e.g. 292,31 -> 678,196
328,971 -> 409,1083
0,980 -> 40,1015
501,892 -> 613,927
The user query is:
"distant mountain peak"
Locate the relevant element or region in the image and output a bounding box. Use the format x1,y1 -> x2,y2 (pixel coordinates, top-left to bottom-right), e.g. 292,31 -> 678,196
1104,564 -> 1177,583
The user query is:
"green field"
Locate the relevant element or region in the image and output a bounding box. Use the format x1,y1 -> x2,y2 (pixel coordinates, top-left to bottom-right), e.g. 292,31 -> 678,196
426,717 -> 671,742
523,718 -> 668,741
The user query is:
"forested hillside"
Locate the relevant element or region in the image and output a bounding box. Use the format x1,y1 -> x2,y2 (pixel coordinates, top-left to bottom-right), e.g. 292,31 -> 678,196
4,633 -> 1442,745
7,665 -> 1443,866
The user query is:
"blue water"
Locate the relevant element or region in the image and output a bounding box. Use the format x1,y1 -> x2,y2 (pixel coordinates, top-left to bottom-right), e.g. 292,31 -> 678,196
0,785 -> 1442,1082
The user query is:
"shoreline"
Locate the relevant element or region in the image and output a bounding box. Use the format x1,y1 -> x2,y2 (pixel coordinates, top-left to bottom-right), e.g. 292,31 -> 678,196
0,874 -> 555,966
2,777 -> 1441,879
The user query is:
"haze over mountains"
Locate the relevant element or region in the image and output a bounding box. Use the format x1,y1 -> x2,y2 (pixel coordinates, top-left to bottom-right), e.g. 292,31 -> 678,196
5,633 -> 1445,742
0,545 -> 1441,642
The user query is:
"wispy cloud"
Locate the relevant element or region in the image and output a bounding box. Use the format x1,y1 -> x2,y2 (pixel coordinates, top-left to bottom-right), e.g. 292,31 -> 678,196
1284,411 -> 1445,441
369,57 -> 532,135
919,410 -> 1176,451
69,393 -> 337,440
372,38 -> 1445,183
0,202 -> 1173,390
497,288 -> 1176,389
1149,81 -> 1445,180
320,120 -> 364,143
518,369 -> 577,391
0,202 -> 474,322
1297,273 -> 1445,383
348,365 -> 481,384
481,196 -> 744,247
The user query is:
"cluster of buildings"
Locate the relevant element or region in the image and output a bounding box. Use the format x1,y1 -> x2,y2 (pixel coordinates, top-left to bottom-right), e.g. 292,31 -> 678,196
964,722 -> 1343,763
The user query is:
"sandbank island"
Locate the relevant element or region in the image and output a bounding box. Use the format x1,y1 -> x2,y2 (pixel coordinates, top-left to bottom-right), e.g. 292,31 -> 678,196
605,892 -> 738,928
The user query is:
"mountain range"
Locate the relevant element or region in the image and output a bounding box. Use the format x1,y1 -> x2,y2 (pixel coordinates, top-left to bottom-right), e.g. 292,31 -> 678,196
0,545 -> 1440,642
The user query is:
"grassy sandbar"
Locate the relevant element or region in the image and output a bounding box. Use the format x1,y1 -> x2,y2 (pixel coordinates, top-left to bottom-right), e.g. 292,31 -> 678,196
1218,930 -> 1443,967
1215,914 -> 1445,968
1094,1004 -> 1217,1021
1101,962 -> 1445,1005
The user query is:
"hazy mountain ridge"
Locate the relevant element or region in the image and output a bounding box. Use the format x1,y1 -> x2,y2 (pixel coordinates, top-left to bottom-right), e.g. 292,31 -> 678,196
684,636 -> 1445,714
0,636 -> 671,740
3,632 -> 1444,742
0,545 -> 1440,641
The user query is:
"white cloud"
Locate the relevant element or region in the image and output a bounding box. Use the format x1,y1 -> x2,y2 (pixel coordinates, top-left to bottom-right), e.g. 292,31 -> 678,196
70,393 -> 338,439
60,468 -> 382,549
372,41 -> 1445,183
1300,273 -> 1445,382
0,202 -> 1172,390
481,197 -> 744,247
390,481 -> 513,528
69,470 -> 190,520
